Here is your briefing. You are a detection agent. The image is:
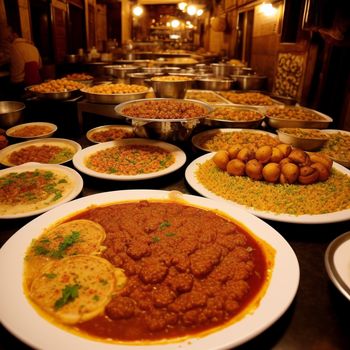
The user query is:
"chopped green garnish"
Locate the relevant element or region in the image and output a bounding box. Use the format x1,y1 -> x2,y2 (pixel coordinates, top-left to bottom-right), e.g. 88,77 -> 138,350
159,220 -> 171,230
93,295 -> 100,301
165,232 -> 176,237
50,230 -> 80,258
44,273 -> 57,279
151,236 -> 161,243
33,245 -> 50,256
54,284 -> 80,310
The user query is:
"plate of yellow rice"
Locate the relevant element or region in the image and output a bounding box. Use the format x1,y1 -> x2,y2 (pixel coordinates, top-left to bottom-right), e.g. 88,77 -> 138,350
185,153 -> 350,224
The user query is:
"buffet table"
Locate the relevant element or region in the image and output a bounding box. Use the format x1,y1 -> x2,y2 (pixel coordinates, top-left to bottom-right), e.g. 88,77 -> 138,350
0,134 -> 349,350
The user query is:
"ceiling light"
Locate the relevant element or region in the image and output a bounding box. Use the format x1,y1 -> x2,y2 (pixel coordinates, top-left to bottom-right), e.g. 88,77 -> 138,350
132,5 -> 143,17
261,2 -> 277,16
196,9 -> 204,16
178,2 -> 187,11
187,5 -> 197,16
171,19 -> 181,28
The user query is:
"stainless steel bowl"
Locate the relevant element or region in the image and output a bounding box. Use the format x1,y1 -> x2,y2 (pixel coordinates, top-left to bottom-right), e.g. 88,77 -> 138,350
210,63 -> 234,77
141,67 -> 164,74
147,78 -> 194,99
115,98 -> 212,141
232,75 -> 267,91
231,67 -> 254,76
196,77 -> 233,91
0,101 -> 25,129
111,65 -> 141,79
81,85 -> 149,104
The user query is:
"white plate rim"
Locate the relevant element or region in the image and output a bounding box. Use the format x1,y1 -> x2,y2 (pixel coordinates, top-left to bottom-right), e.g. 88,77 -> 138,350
191,128 -> 278,152
86,125 -> 135,143
325,231 -> 350,301
72,138 -> 186,181
0,189 -> 299,350
0,162 -> 83,219
6,122 -> 58,139
0,138 -> 82,166
185,152 -> 350,224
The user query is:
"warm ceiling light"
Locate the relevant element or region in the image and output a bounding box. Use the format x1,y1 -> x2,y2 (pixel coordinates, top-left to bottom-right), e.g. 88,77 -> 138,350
196,9 -> 204,16
187,5 -> 197,16
132,5 -> 143,17
261,2 -> 277,16
171,19 -> 181,28
178,2 -> 187,11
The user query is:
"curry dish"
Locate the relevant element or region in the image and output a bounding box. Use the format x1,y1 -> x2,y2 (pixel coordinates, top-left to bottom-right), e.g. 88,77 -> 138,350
24,200 -> 273,343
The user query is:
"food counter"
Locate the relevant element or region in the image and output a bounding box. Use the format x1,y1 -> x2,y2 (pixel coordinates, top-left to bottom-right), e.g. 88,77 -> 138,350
0,131 -> 349,350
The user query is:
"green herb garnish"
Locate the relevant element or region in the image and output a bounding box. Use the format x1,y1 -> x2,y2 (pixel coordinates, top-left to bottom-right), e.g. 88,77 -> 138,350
54,284 -> 80,310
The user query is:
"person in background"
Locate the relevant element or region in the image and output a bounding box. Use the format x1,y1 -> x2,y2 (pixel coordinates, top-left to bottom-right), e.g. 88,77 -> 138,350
4,25 -> 42,96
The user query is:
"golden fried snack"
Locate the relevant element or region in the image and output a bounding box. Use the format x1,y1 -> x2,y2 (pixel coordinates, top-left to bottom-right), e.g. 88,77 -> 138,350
280,163 -> 299,184
236,147 -> 254,162
227,144 -> 242,159
270,147 -> 284,163
213,150 -> 230,170
308,153 -> 333,171
262,163 -> 281,183
255,145 -> 272,164
226,159 -> 246,176
298,166 -> 319,185
288,148 -> 310,166
311,162 -> 330,181
276,143 -> 292,158
245,159 -> 263,180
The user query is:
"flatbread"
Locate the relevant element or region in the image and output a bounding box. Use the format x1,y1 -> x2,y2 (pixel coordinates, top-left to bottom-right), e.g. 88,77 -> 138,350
25,220 -> 106,287
29,255 -> 123,324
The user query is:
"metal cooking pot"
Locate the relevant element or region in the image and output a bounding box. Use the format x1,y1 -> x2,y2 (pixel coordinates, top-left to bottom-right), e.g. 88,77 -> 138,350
232,75 -> 267,91
211,63 -> 234,77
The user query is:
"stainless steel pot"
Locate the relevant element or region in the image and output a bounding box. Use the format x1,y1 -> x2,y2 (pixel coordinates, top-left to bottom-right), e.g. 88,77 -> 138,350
210,63 -> 234,77
232,75 -> 267,90
0,101 -> 25,128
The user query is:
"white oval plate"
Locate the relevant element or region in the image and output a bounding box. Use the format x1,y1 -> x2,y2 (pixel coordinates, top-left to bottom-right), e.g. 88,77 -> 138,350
325,231 -> 350,301
185,153 -> 350,224
86,125 -> 135,143
73,138 -> 186,181
0,189 -> 299,350
6,122 -> 57,139
0,138 -> 81,166
0,162 -> 83,219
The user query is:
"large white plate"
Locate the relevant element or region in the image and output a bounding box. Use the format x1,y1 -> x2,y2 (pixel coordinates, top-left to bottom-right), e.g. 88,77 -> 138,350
185,153 -> 350,224
0,138 -> 82,166
0,162 -> 83,219
73,138 -> 186,181
0,189 -> 299,350
325,231 -> 350,301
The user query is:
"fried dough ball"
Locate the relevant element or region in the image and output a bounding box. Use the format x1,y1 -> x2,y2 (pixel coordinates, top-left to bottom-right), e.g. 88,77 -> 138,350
311,162 -> 330,181
227,144 -> 242,159
226,159 -> 246,176
262,163 -> 281,183
236,147 -> 254,162
280,163 -> 299,184
279,157 -> 292,167
276,143 -> 292,158
270,147 -> 284,163
213,150 -> 230,170
245,159 -> 263,180
288,148 -> 311,166
255,145 -> 272,164
308,152 -> 333,171
298,166 -> 319,184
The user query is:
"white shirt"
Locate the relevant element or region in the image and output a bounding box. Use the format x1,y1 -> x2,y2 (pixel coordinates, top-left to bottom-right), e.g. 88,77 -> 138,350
10,38 -> 42,83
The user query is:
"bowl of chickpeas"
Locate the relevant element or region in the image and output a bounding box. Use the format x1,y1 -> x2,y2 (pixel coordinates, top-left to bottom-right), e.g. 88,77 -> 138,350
28,79 -> 85,100
115,98 -> 212,141
81,83 -> 149,104
277,128 -> 330,151
146,76 -> 194,99
265,105 -> 333,129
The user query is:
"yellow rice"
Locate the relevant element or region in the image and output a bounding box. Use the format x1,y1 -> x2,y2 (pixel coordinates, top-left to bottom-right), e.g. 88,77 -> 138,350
196,159 -> 350,215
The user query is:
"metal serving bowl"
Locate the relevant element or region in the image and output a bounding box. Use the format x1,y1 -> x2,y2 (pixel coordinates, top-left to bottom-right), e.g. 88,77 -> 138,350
146,78 -> 194,99
141,67 -> 164,74
0,101 -> 25,128
196,77 -> 233,91
210,63 -> 234,77
81,85 -> 149,104
111,65 -> 141,79
232,75 -> 267,91
115,98 -> 212,141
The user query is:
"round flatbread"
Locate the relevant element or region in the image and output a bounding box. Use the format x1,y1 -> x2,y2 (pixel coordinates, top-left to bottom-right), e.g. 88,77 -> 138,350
29,255 -> 122,324
25,220 -> 107,287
